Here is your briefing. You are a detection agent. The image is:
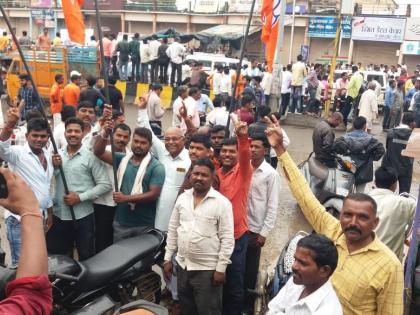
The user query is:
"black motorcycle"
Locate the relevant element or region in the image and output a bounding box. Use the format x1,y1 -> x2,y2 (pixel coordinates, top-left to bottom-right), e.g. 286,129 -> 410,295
48,228 -> 166,313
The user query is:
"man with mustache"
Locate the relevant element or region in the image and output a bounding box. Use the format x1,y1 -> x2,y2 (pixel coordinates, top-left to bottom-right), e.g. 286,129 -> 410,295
164,158 -> 234,315
49,117 -> 111,260
94,122 -> 165,242
93,122 -> 132,252
265,116 -> 403,315
267,234 -> 342,314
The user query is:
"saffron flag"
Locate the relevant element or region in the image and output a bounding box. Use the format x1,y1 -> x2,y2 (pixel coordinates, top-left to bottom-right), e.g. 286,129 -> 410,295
261,0 -> 282,72
62,0 -> 85,45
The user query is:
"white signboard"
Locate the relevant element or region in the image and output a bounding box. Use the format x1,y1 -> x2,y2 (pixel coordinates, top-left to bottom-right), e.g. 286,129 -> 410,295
229,0 -> 260,13
405,18 -> 420,41
402,41 -> 420,55
351,17 -> 406,43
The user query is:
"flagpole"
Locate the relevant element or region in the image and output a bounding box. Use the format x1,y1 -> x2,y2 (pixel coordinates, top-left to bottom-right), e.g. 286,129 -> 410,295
0,3 -> 77,225
225,0 -> 258,136
94,0 -> 119,192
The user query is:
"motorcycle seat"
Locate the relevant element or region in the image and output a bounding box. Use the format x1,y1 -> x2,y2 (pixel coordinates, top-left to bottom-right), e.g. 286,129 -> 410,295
308,155 -> 329,181
77,232 -> 162,290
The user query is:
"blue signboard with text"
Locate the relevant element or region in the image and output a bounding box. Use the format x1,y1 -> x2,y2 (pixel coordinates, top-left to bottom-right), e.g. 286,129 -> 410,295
308,16 -> 352,39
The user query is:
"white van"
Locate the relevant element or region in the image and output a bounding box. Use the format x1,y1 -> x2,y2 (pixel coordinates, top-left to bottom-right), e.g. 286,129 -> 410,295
185,52 -> 251,74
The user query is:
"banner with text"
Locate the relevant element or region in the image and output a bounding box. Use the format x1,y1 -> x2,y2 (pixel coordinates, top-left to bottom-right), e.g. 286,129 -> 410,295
30,0 -> 52,7
83,0 -> 123,10
308,16 -> 352,39
351,17 -> 406,43
405,18 -> 420,41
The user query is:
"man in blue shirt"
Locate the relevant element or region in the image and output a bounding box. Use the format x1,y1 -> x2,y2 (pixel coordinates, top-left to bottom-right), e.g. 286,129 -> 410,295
405,77 -> 420,106
48,117 -> 111,260
383,80 -> 395,130
94,123 -> 165,242
190,87 -> 214,125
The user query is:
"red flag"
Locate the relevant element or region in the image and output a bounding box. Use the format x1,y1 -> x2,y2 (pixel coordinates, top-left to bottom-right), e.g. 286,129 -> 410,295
261,0 -> 282,72
62,0 -> 85,45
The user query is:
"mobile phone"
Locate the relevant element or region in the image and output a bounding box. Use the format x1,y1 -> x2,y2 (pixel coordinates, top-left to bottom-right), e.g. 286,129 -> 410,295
0,173 -> 8,199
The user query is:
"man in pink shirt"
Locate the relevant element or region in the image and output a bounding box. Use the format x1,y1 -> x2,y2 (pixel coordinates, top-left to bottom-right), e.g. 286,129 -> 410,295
102,33 -> 112,74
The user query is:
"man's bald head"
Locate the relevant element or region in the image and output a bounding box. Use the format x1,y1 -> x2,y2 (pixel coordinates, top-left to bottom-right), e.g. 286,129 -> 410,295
164,127 -> 185,157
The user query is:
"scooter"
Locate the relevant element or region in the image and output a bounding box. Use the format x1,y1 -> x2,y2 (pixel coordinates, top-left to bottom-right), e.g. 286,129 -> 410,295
298,153 -> 356,217
48,228 -> 166,314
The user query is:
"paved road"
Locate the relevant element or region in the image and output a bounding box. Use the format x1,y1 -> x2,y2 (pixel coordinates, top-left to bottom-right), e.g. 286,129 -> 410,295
1,103 -> 419,275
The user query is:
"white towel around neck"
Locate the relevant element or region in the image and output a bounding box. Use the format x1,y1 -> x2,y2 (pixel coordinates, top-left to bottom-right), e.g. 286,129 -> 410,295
117,152 -> 152,196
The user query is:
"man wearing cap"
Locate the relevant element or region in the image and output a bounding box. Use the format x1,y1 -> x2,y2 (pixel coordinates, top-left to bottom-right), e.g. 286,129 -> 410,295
63,71 -> 82,107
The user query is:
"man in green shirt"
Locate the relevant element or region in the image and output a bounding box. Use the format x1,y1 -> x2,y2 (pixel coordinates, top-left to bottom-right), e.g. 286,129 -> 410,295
94,123 -> 165,242
341,65 -> 364,126
129,33 -> 141,82
49,117 -> 112,260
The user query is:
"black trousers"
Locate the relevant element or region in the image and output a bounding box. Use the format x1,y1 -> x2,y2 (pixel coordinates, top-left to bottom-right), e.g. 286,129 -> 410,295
140,63 -> 149,83
94,203 -> 116,253
280,93 -> 290,115
131,59 -> 140,81
244,232 -> 262,312
159,63 -> 169,84
170,62 -> 182,86
46,213 -> 95,261
178,268 -> 222,315
341,96 -> 354,126
399,175 -> 412,194
150,59 -> 159,83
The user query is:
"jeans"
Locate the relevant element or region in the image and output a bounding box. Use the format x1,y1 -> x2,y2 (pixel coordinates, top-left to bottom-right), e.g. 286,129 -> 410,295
290,86 -> 303,113
280,92 -> 290,115
415,111 -> 420,129
131,58 -> 140,81
112,221 -> 151,243
382,106 -> 390,129
307,87 -> 318,113
178,268 -> 222,315
5,216 -> 21,267
244,232 -> 262,311
94,203 -> 116,253
46,214 -> 95,261
118,60 -> 129,80
341,96 -> 354,126
104,56 -> 111,75
159,63 -> 169,84
140,63 -> 149,83
170,62 -> 182,86
150,59 -> 159,83
223,233 -> 249,315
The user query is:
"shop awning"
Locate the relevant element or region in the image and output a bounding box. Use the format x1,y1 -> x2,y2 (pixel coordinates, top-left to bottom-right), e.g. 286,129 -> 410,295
194,24 -> 262,50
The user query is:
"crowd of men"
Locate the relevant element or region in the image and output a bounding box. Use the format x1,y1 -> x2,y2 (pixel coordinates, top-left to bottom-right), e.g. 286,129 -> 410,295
0,29 -> 419,313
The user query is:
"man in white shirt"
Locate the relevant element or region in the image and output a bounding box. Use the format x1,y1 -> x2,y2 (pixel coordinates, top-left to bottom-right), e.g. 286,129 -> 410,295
244,135 -> 280,312
172,85 -> 189,127
245,61 -> 262,77
164,158 -> 234,315
148,35 -> 161,83
290,55 -> 307,113
93,123 -> 131,252
280,64 -> 292,115
147,83 -> 165,123
166,37 -> 186,87
179,89 -> 200,133
140,39 -> 150,83
0,109 -> 54,267
358,82 -> 378,132
137,99 -> 191,232
220,67 -> 232,102
267,234 -> 342,315
212,66 -> 223,99
369,166 -> 416,261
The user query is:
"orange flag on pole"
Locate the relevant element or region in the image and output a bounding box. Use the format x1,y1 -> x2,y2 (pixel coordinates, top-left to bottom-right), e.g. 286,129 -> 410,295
62,0 -> 85,45
261,0 -> 282,72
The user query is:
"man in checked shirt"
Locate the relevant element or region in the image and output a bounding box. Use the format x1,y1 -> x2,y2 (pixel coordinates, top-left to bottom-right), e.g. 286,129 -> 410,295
264,115 -> 403,315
